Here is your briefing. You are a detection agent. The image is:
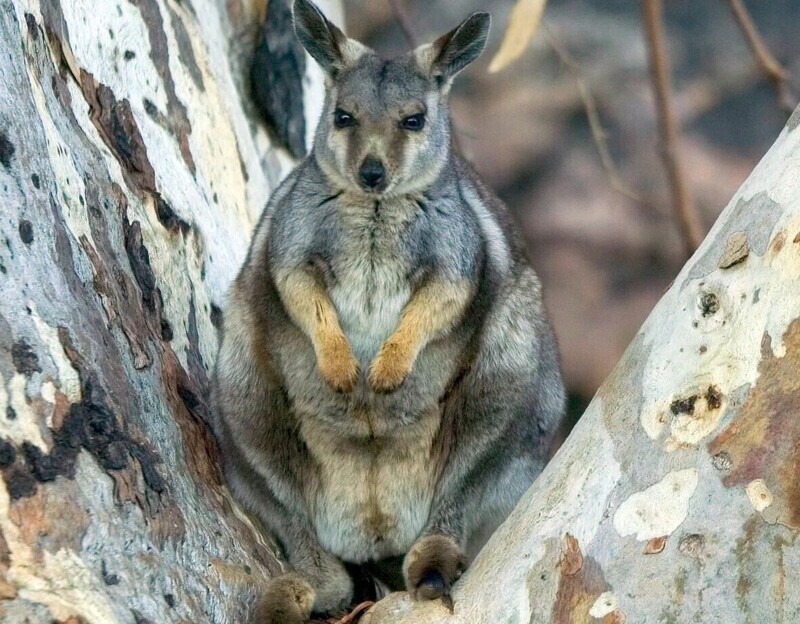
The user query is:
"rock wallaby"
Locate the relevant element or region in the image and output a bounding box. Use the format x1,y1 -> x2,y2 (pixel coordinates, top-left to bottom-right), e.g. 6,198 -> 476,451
212,1 -> 566,621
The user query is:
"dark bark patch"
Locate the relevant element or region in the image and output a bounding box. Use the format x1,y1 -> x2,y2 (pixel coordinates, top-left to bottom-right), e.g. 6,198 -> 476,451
699,292 -> 719,317
7,392 -> 134,491
0,439 -> 16,468
251,0 -> 307,158
11,340 -> 41,374
166,5 -> 204,91
80,235 -> 152,369
122,216 -> 175,346
705,385 -> 723,410
6,407 -> 16,421
14,330 -> 171,502
31,173 -> 40,189
670,394 -> 697,416
709,319 -> 800,529
129,0 -> 196,173
132,610 -> 155,624
50,196 -> 84,297
18,219 -> 34,244
186,286 -> 209,384
161,347 -> 221,487
163,593 -> 175,608
124,219 -> 159,313
3,464 -> 37,500
0,129 -> 15,170
81,73 -> 157,194
142,97 -> 161,122
24,12 -> 38,39
4,389 -> 167,499
124,50 -> 136,60
21,440 -> 77,482
154,193 -> 191,235
101,560 -> 120,585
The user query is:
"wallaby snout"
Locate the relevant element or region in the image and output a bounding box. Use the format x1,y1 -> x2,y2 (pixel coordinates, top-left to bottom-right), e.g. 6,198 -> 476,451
359,156 -> 386,191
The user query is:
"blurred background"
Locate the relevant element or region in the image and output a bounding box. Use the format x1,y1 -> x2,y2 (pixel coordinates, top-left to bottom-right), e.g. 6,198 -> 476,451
341,0 -> 800,437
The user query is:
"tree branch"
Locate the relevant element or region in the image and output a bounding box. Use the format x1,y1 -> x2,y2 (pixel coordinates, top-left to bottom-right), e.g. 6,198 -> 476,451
725,0 -> 795,116
642,0 -> 704,257
544,26 -> 648,207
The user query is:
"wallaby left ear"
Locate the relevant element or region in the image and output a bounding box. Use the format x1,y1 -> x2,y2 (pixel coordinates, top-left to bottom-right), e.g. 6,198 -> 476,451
417,12 -> 491,82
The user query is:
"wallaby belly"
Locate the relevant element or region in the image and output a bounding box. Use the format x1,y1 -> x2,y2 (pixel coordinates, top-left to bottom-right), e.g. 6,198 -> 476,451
299,407 -> 440,563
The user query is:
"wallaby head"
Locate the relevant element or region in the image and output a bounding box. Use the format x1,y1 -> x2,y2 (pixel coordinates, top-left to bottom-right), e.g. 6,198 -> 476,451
293,0 -> 490,197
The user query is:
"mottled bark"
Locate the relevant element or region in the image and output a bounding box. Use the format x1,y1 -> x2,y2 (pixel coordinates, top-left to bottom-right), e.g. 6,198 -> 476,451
0,0 -> 339,622
365,110 -> 800,622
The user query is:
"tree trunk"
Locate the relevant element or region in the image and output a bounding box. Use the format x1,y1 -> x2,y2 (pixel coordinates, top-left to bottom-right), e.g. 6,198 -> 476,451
0,0 -> 339,621
364,111 -> 800,622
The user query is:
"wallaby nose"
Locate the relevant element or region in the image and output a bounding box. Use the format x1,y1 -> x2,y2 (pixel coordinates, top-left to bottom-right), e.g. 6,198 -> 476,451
359,157 -> 385,190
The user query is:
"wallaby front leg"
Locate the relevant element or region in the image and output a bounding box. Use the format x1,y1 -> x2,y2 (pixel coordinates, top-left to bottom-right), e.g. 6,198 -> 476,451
368,279 -> 473,393
275,268 -> 359,392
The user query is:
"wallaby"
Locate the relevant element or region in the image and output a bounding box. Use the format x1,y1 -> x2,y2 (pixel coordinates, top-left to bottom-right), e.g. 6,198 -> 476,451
212,1 -> 566,621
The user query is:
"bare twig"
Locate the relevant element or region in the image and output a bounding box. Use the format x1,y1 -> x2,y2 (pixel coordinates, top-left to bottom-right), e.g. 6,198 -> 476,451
544,26 -> 647,206
642,0 -> 704,256
725,0 -> 795,116
327,601 -> 374,624
387,0 -> 417,49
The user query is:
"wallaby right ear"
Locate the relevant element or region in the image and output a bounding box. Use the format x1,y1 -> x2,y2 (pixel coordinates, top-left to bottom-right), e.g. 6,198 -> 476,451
293,0 -> 366,76
416,12 -> 491,84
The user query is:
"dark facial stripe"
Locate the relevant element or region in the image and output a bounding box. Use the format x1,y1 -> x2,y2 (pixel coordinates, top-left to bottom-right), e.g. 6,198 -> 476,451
345,123 -> 364,177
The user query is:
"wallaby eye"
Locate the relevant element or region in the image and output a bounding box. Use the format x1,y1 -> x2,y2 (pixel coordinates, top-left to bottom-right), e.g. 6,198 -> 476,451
333,109 -> 356,129
401,113 -> 425,131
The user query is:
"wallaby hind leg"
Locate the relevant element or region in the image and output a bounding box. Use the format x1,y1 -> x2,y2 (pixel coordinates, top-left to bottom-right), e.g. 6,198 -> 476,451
225,454 -> 353,623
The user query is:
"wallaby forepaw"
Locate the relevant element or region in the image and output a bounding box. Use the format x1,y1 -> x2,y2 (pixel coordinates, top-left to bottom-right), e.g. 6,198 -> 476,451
317,334 -> 360,393
368,340 -> 413,393
403,534 -> 467,602
253,574 -> 315,624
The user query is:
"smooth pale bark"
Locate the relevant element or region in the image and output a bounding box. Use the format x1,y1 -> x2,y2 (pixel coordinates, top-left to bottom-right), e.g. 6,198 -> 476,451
365,110 -> 800,623
0,0 -> 339,622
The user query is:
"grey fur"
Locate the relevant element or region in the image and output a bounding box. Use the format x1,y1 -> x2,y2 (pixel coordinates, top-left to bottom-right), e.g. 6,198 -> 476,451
213,1 -> 566,620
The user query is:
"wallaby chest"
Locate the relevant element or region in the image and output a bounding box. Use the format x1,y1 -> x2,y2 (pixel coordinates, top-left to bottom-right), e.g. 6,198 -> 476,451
326,195 -> 422,361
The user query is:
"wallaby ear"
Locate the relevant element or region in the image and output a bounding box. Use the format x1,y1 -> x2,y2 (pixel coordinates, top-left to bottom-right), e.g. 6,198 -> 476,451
293,0 -> 365,76
417,12 -> 491,82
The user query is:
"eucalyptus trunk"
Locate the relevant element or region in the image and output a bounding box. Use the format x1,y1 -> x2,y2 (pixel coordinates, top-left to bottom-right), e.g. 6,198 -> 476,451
0,0 -> 340,621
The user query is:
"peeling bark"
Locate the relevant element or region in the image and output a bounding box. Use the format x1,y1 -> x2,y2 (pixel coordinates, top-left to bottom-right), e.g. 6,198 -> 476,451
0,0 -> 340,621
363,110 -> 800,622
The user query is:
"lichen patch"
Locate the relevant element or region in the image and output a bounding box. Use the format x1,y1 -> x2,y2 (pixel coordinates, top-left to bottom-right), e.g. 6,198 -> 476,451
745,479 -> 772,513
613,469 -> 698,541
589,591 -> 619,618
